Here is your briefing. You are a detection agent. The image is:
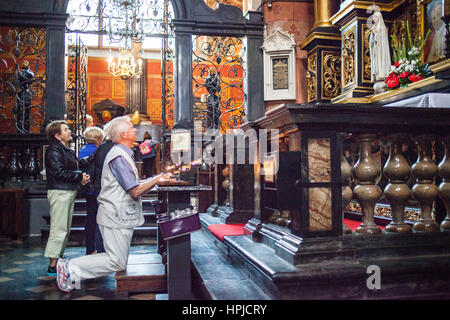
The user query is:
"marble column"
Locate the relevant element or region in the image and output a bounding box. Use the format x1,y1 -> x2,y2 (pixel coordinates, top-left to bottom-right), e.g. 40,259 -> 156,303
383,134 -> 412,233
352,134 -> 382,234
244,34 -> 264,123
173,31 -> 193,130
438,134 -> 450,231
46,24 -> 68,120
341,153 -> 353,234
411,134 -> 440,232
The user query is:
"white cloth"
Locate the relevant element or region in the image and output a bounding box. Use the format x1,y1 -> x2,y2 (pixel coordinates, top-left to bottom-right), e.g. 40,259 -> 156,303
97,145 -> 144,229
368,10 -> 391,82
68,226 -> 134,283
384,93 -> 450,108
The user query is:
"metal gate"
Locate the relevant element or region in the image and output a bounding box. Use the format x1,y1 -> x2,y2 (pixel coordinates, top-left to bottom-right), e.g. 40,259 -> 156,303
66,34 -> 88,155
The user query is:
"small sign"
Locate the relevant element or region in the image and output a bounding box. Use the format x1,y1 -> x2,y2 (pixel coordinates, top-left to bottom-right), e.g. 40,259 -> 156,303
171,129 -> 191,152
272,57 -> 289,90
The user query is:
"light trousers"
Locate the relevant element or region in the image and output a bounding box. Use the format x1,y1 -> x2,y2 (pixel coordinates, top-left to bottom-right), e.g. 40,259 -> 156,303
44,189 -> 77,259
68,225 -> 134,283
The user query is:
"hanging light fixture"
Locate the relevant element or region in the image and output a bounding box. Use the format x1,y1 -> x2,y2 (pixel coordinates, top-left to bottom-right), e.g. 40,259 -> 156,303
107,0 -> 145,79
107,46 -> 143,80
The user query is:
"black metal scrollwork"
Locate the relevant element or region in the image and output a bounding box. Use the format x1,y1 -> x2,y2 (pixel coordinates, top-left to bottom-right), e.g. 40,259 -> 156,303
192,35 -> 246,133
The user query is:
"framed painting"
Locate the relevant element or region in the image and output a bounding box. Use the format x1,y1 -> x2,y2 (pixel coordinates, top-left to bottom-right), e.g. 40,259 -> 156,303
420,0 -> 446,63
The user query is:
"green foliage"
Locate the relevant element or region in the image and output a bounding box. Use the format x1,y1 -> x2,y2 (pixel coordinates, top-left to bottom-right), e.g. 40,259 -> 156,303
390,20 -> 431,62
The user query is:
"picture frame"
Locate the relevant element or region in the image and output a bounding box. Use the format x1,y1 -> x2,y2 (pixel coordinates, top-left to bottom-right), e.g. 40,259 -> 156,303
419,0 -> 446,64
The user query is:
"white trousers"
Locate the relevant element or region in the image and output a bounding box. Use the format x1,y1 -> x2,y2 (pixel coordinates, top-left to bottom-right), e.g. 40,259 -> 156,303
68,226 -> 134,284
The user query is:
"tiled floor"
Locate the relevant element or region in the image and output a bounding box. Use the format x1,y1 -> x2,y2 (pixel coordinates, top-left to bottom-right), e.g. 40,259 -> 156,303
0,236 -> 168,300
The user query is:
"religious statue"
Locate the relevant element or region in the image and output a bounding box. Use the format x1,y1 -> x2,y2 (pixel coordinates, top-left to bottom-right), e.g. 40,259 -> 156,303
13,60 -> 35,133
204,68 -> 221,129
368,5 -> 391,94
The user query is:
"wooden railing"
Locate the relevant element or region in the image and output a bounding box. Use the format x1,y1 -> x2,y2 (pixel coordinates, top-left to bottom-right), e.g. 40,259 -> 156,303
343,132 -> 450,234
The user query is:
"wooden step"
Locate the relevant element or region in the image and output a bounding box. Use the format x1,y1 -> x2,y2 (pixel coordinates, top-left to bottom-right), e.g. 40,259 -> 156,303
115,254 -> 167,294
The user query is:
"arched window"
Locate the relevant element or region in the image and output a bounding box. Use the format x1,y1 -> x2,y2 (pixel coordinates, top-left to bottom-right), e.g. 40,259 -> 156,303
66,0 -> 173,51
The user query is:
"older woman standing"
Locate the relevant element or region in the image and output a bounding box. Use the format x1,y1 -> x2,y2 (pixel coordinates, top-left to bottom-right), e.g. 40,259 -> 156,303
44,121 -> 90,275
79,126 -> 105,255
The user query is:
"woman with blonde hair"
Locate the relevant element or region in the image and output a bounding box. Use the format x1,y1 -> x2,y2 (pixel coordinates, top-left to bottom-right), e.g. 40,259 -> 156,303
79,126 -> 105,254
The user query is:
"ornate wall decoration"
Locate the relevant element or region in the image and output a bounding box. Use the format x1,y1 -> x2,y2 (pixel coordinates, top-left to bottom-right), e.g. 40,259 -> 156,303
192,35 -> 246,134
307,51 -> 317,102
66,35 -> 88,154
342,27 -> 356,88
362,24 -> 372,83
0,26 -> 46,134
391,15 -> 406,56
346,201 -> 420,223
321,51 -> 341,99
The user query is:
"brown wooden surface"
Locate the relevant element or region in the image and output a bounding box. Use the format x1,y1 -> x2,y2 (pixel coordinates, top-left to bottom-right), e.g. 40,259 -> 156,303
197,171 -> 214,212
0,189 -> 25,239
114,254 -> 167,294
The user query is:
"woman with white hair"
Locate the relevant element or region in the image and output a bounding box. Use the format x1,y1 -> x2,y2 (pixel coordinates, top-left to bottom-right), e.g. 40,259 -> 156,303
56,116 -> 171,292
79,126 -> 105,255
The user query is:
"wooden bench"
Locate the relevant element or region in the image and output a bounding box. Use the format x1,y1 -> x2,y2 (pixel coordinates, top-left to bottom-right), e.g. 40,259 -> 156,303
114,253 -> 167,295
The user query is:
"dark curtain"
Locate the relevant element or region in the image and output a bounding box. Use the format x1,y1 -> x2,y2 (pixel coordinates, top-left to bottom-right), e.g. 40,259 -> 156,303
126,58 -> 147,114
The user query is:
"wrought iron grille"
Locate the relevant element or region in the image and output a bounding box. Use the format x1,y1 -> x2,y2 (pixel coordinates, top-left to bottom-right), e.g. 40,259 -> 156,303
192,35 -> 247,134
66,0 -> 175,42
66,35 -> 88,154
0,27 -> 46,134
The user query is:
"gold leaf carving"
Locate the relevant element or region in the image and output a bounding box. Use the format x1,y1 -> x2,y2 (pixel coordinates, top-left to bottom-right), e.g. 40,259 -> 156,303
322,51 -> 341,99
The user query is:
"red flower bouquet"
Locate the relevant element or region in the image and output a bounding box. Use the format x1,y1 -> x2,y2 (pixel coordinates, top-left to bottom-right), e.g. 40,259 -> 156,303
385,21 -> 432,90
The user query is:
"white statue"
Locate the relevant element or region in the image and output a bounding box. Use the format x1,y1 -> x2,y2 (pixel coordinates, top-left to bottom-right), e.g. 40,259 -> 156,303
368,5 -> 391,93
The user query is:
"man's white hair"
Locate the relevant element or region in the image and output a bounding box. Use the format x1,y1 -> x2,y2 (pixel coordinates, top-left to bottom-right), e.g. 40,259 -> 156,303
108,116 -> 132,143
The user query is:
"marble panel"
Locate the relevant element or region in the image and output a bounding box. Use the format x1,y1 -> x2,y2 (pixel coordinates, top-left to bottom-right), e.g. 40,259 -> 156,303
308,138 -> 331,182
309,188 -> 333,231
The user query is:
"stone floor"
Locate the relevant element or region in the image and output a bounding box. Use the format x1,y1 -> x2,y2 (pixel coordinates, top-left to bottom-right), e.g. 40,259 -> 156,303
0,236 -> 168,300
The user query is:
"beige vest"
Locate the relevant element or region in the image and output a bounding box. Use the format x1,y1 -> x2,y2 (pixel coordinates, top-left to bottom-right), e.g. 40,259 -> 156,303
97,145 -> 144,229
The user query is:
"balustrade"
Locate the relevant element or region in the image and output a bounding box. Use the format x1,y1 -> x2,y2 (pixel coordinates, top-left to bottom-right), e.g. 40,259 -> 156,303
0,139 -> 46,188
343,132 -> 449,235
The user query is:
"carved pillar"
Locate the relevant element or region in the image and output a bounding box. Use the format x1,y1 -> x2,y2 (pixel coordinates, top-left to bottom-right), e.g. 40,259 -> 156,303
299,0 -> 341,103
383,134 -> 412,233
438,134 -> 450,231
329,2 -> 399,103
411,134 -> 440,232
352,134 -> 382,234
173,30 -> 193,130
7,147 -> 22,183
341,153 -> 353,234
221,165 -> 231,206
24,145 -> 40,181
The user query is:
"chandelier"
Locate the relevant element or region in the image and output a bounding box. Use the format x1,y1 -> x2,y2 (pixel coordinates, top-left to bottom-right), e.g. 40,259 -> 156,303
107,46 -> 143,80
107,0 -> 146,79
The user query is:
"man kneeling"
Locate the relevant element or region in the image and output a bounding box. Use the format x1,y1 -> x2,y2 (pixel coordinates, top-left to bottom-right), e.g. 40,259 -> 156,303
56,116 -> 170,292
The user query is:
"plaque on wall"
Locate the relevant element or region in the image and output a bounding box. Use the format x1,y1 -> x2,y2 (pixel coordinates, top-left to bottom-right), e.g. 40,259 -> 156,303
272,58 -> 289,90
171,129 -> 191,152
262,28 -> 297,101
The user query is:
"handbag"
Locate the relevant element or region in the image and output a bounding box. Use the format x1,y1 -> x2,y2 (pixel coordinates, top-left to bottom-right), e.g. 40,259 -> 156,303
139,141 -> 152,155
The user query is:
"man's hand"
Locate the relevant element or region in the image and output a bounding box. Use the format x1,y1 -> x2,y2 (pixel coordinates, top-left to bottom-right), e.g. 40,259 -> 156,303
158,172 -> 173,183
81,173 -> 90,185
